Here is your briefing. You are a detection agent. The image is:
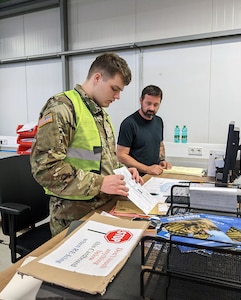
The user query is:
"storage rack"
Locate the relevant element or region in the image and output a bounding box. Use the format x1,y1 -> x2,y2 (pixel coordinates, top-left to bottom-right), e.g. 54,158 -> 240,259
140,184 -> 241,299
140,235 -> 241,300
166,183 -> 241,217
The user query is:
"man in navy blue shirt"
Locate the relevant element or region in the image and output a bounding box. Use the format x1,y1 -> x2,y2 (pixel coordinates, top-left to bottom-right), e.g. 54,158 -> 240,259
117,85 -> 171,176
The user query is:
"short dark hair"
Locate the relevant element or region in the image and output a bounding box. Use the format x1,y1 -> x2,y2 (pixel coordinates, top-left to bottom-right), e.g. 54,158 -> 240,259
141,85 -> 163,100
87,52 -> 132,85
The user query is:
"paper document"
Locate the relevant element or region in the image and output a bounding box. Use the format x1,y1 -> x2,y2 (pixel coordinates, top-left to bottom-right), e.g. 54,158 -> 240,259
143,177 -> 181,200
17,213 -> 148,295
163,166 -> 205,177
0,256 -> 42,300
39,219 -> 143,277
114,167 -> 159,214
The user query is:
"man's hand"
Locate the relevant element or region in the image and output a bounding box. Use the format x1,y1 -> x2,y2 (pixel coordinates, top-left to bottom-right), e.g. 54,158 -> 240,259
145,164 -> 165,175
160,160 -> 172,169
100,174 -> 129,196
144,161 -> 172,175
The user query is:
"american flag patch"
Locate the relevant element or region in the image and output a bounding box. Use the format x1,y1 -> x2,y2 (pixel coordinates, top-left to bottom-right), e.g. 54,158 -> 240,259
38,113 -> 53,128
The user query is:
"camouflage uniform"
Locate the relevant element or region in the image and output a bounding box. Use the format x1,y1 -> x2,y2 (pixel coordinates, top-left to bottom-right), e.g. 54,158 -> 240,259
30,84 -> 122,236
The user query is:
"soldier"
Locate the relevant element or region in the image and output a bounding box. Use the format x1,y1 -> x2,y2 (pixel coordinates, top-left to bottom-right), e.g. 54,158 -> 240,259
30,52 -> 143,236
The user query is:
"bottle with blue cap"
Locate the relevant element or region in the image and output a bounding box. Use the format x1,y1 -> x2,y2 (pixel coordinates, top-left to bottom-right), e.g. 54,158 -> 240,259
182,125 -> 188,143
174,125 -> 180,143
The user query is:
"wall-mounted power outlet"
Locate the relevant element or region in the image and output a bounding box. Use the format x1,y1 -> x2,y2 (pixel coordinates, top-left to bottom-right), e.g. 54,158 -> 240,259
0,139 -> 8,145
188,146 -> 203,156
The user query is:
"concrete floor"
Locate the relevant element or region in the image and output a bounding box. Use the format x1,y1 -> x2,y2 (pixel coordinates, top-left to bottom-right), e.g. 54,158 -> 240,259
0,225 -> 12,272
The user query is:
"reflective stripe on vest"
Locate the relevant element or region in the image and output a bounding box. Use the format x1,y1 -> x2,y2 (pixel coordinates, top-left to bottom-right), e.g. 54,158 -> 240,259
66,147 -> 101,161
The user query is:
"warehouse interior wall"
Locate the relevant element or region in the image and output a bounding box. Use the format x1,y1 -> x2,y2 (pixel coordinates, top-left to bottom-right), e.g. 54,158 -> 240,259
1,0 -> 241,167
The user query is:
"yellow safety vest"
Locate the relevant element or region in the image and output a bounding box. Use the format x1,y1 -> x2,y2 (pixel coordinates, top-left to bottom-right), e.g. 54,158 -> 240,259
45,89 -> 111,200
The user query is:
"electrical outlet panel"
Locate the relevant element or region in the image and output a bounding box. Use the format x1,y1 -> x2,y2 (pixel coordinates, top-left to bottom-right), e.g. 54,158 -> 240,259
188,147 -> 203,156
0,139 -> 8,145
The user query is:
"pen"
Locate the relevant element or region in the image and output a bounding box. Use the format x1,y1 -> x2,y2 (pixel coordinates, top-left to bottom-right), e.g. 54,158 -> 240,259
150,193 -> 159,196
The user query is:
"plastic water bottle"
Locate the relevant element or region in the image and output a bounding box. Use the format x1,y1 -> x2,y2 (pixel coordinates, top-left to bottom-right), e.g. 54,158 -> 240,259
174,125 -> 180,143
182,125 -> 188,143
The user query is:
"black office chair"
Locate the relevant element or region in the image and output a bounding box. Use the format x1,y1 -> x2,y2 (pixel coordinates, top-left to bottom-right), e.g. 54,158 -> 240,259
0,155 -> 51,263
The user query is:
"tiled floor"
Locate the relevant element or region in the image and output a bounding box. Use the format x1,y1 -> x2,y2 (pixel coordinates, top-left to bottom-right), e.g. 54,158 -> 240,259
0,224 -> 12,272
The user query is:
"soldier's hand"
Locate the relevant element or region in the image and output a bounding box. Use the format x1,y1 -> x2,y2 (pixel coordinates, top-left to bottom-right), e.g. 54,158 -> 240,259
100,174 -> 129,196
128,167 -> 144,185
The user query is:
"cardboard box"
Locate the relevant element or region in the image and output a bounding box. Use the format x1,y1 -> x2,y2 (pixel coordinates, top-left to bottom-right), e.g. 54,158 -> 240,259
18,213 -> 149,295
110,200 -> 168,217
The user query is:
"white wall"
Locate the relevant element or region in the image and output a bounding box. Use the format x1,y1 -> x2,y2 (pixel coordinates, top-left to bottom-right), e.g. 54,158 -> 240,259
1,0 -> 241,168
142,37 -> 241,144
0,60 -> 62,135
0,7 -> 62,135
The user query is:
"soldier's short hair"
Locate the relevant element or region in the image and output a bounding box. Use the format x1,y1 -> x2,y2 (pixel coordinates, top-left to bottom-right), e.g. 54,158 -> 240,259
87,52 -> 132,85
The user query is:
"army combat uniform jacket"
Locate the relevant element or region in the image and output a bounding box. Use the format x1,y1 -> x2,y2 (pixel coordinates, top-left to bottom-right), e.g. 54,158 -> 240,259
30,84 -> 122,236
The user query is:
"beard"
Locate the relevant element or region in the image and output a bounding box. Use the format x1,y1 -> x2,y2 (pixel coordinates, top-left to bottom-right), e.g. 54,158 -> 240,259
141,108 -> 155,119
